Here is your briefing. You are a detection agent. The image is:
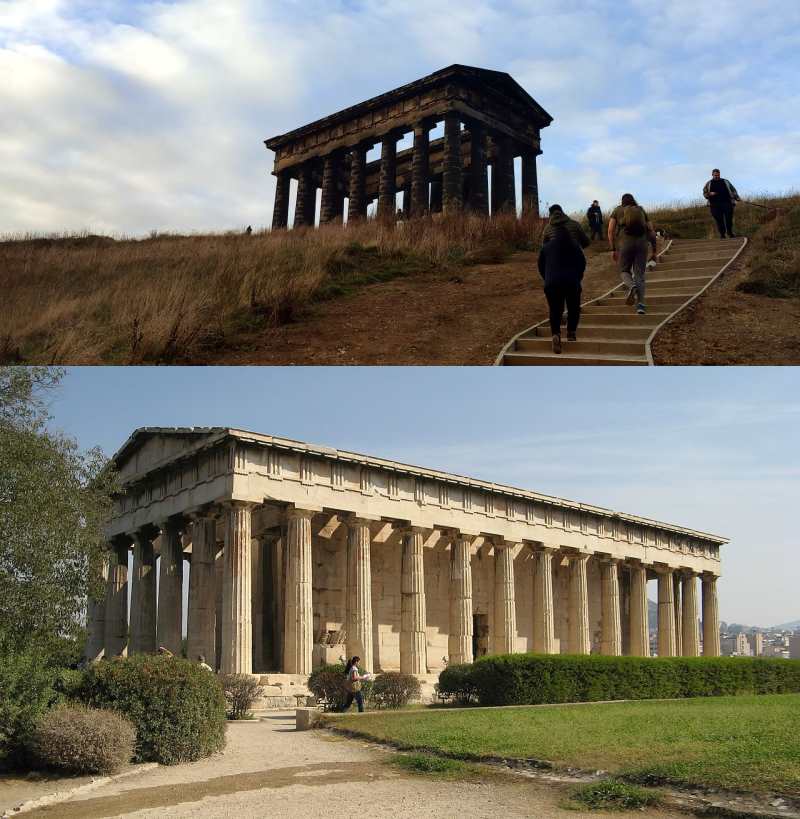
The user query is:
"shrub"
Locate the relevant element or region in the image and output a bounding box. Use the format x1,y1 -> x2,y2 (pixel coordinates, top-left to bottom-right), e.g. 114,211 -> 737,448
0,644 -> 59,767
444,654 -> 800,707
78,655 -> 226,764
54,668 -> 86,702
437,663 -> 478,705
28,705 -> 135,775
370,672 -> 421,709
221,673 -> 264,720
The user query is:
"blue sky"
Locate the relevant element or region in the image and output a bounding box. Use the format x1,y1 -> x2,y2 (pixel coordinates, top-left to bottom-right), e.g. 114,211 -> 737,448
1,0 -> 799,235
49,366 -> 800,627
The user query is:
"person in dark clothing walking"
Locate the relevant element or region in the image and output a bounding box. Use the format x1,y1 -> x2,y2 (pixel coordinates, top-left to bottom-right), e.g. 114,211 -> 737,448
538,217 -> 587,354
703,169 -> 740,238
586,200 -> 603,240
341,656 -> 369,713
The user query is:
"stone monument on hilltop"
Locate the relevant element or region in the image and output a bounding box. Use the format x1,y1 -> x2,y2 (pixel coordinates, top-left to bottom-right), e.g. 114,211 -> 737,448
88,427 -> 725,684
264,64 -> 554,229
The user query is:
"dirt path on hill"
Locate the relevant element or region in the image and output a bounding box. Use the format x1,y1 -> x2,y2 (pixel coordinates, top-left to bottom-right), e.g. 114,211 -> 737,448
210,247 -> 621,366
21,714 -> 685,819
652,244 -> 800,365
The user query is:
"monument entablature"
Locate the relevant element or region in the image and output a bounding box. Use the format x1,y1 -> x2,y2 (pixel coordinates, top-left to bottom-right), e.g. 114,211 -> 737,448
264,64 -> 554,228
90,427 -> 725,678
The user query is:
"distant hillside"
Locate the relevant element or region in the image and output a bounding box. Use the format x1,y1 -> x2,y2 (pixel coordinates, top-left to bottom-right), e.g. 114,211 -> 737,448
771,620 -> 800,631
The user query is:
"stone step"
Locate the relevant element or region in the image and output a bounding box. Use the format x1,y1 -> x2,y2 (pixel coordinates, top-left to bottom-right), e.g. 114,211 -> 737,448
656,259 -> 730,272
575,311 -> 665,326
504,350 -> 648,366
662,251 -> 734,262
555,324 -> 653,340
647,275 -> 714,287
600,293 -> 692,306
515,336 -> 645,356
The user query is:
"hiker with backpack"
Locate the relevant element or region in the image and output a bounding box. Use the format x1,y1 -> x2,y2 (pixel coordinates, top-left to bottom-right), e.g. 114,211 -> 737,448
586,200 -> 603,241
538,206 -> 587,354
703,169 -> 740,238
608,194 -> 656,315
341,656 -> 370,712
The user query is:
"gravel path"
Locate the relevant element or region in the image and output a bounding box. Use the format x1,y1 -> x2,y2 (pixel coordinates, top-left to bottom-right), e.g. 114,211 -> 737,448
23,712 -> 684,818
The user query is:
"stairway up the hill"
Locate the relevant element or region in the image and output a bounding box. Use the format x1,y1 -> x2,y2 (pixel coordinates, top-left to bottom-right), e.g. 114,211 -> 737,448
496,238 -> 747,366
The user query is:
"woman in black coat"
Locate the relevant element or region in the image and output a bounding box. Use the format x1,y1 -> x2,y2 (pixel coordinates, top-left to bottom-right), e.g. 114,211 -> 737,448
537,226 -> 586,354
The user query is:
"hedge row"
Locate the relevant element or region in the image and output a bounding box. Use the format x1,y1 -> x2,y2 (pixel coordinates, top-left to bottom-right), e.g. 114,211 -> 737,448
438,654 -> 800,707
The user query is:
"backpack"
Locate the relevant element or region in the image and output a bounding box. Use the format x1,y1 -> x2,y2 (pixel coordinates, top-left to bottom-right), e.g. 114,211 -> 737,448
621,205 -> 647,237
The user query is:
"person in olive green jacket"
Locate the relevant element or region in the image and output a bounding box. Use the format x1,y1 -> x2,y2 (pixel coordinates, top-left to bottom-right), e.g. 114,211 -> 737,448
542,204 -> 591,248
607,193 -> 656,315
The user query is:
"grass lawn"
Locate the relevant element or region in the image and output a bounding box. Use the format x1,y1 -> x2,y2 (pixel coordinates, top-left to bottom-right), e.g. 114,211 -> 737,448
332,694 -> 800,797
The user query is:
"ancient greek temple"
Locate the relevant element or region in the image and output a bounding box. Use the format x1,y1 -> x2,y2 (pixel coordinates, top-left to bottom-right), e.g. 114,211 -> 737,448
85,428 -> 725,681
264,64 -> 553,228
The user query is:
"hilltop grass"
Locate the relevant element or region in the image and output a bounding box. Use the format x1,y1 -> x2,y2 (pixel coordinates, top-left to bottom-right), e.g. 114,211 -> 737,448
0,212 -> 541,365
332,693 -> 800,797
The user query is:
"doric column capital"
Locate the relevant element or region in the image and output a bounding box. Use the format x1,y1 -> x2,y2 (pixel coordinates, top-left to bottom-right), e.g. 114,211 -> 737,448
702,571 -> 720,582
653,562 -> 674,576
392,520 -> 427,536
133,523 -> 160,545
413,117 -> 436,134
157,514 -> 186,535
285,506 -> 318,521
342,512 -> 380,527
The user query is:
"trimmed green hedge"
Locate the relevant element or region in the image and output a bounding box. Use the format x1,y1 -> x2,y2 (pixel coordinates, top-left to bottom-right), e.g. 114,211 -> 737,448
78,655 -> 226,764
441,654 -> 800,707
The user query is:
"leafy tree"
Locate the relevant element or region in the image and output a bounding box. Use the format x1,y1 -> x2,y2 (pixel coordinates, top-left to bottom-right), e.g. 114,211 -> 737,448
0,367 -> 116,654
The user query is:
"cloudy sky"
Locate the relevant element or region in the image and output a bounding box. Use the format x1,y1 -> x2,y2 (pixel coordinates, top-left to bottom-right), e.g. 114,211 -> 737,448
2,0 -> 799,236
50,366 -> 800,628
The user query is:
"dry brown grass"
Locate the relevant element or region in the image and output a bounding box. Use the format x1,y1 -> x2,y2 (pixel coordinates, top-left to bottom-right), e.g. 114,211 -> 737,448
0,213 -> 542,364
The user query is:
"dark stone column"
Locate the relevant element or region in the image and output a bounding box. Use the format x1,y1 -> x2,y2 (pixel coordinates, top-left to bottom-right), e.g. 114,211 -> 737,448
521,150 -> 540,217
410,121 -> 431,218
429,175 -> 443,213
442,112 -> 463,214
293,163 -> 315,228
320,152 -> 343,224
272,171 -> 290,230
468,122 -> 489,215
402,186 -> 412,218
377,133 -> 399,222
347,143 -> 369,222
496,135 -> 517,214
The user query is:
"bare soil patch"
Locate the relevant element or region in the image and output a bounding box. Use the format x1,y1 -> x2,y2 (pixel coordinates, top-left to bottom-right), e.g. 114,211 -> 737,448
212,245 -> 620,366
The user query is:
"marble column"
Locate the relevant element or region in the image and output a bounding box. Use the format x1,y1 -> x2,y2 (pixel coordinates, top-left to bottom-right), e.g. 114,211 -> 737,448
429,175 -> 443,213
532,547 -> 556,653
657,568 -> 676,657
448,533 -> 473,665
84,555 -> 109,662
347,143 -> 369,222
293,162 -> 315,228
442,112 -> 463,214
157,517 -> 183,656
568,553 -> 591,655
495,135 -> 516,214
221,503 -> 254,674
251,533 -> 264,672
410,122 -> 431,218
629,563 -> 649,657
673,572 -> 683,657
682,572 -> 700,657
468,121 -> 489,215
494,543 -> 516,654
600,558 -> 622,656
266,532 -> 285,671
521,151 -> 539,216
702,573 -> 720,657
214,545 -> 224,669
320,152 -> 343,224
377,133 -> 398,222
129,526 -> 157,654
402,186 -> 412,217
346,517 -> 373,671
272,171 -> 291,230
187,512 -> 218,668
104,540 -> 129,657
400,526 -> 427,674
284,508 -> 314,674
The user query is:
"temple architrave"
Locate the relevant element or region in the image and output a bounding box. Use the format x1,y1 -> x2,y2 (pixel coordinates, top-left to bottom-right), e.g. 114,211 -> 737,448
86,428 -> 725,683
264,65 -> 553,228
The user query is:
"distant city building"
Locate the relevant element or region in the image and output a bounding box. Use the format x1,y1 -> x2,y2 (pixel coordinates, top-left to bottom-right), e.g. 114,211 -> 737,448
749,632 -> 764,656
735,633 -> 751,656
720,636 -> 736,656
790,635 -> 800,660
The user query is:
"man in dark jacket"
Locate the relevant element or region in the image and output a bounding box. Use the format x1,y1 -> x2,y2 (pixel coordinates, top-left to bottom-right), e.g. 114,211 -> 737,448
586,200 -> 603,240
542,204 -> 591,248
538,225 -> 586,354
703,169 -> 740,238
